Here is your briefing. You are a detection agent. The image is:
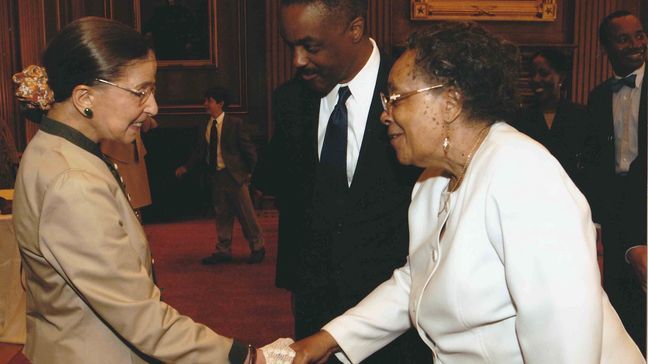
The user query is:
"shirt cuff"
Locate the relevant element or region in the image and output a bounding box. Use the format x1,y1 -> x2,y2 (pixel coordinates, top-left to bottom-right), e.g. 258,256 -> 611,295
228,339 -> 249,364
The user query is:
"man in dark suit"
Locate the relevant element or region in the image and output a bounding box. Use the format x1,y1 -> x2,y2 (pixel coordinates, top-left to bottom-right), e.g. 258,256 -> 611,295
176,87 -> 265,264
588,10 -> 646,352
253,0 -> 428,362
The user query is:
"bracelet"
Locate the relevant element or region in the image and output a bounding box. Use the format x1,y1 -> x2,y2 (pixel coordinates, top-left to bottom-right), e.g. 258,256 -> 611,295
248,344 -> 257,364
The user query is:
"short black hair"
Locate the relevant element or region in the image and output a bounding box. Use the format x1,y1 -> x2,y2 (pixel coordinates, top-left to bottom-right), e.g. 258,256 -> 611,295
280,0 -> 367,25
598,10 -> 633,46
204,87 -> 229,106
407,22 -> 520,123
530,49 -> 568,74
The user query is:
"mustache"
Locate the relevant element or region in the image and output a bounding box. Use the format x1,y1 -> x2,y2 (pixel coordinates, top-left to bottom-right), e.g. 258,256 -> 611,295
624,45 -> 647,55
297,67 -> 318,77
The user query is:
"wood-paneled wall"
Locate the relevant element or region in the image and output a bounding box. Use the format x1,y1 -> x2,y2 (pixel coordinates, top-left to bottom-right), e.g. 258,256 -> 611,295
1,0 -> 645,218
0,0 -> 19,152
2,0 -> 268,219
6,0 -> 266,144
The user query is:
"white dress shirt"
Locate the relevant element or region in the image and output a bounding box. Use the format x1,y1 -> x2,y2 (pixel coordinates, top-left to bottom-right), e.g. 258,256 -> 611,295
612,63 -> 644,174
205,112 -> 226,170
317,38 -> 380,187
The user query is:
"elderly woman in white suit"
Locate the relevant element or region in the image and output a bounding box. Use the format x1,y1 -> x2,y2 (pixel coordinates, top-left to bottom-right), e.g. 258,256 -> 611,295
290,22 -> 644,364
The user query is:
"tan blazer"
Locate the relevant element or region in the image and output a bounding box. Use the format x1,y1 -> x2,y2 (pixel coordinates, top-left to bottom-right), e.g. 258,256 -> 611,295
13,129 -> 234,363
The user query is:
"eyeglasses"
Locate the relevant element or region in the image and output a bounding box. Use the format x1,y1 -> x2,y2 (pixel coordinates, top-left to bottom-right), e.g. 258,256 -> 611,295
380,84 -> 444,112
94,78 -> 156,105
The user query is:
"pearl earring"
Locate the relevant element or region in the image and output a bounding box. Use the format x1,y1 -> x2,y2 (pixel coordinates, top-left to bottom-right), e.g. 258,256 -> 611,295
83,108 -> 93,118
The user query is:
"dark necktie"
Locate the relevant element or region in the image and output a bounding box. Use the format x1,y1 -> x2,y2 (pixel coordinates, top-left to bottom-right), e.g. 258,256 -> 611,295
208,119 -> 219,171
609,74 -> 637,93
320,86 -> 351,187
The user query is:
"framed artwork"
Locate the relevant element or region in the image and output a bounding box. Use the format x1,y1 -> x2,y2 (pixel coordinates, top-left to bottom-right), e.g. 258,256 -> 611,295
411,0 -> 557,22
135,0 -> 218,67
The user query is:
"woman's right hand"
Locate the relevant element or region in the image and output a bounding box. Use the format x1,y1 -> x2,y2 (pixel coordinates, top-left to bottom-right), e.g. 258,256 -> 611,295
290,331 -> 340,364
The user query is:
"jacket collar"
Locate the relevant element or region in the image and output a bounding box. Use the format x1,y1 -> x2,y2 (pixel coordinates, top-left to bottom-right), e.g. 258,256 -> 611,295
40,115 -> 103,159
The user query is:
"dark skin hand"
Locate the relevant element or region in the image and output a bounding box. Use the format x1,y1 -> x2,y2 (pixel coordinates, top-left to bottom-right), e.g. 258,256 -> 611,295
290,331 -> 341,364
627,246 -> 647,291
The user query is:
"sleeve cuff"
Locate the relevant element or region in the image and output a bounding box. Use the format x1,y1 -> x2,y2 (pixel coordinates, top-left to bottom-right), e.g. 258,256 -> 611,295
228,339 -> 249,364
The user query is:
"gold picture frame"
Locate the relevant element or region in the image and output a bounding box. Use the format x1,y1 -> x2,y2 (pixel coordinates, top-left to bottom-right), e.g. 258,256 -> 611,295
411,0 -> 557,22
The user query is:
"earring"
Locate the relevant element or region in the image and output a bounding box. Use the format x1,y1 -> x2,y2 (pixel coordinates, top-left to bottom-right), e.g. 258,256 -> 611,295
83,108 -> 93,118
443,136 -> 450,155
442,121 -> 450,156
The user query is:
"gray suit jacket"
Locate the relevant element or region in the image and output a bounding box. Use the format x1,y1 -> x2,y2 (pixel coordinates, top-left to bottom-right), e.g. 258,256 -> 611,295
13,117 -> 234,363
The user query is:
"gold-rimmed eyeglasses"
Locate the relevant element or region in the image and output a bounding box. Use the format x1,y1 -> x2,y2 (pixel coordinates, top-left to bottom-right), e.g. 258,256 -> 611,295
94,78 -> 156,105
380,84 -> 444,112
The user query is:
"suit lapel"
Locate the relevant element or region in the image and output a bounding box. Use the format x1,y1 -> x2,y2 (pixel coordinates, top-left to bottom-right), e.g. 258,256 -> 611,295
220,114 -> 230,142
636,71 -> 647,170
599,79 -> 616,156
349,56 -> 391,194
304,89 -> 321,166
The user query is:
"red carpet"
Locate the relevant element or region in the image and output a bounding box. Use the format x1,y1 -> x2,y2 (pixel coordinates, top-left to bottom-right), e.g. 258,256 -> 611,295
0,210 -> 293,364
145,210 -> 294,346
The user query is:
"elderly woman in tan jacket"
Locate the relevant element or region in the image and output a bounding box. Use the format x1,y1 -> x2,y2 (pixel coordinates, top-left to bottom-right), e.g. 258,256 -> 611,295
12,16 -> 264,364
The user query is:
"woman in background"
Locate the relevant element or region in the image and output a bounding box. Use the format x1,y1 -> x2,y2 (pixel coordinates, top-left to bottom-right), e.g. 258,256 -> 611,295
513,49 -> 598,204
12,17 -> 263,364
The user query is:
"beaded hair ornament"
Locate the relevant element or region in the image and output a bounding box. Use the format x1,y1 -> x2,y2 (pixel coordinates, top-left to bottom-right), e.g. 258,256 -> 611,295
12,65 -> 55,110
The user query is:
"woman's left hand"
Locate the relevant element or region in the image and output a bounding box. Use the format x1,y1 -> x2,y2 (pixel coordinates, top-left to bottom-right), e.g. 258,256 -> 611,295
290,331 -> 340,364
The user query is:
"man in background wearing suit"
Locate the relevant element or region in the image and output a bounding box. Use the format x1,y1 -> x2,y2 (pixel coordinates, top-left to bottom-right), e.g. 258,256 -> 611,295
176,87 -> 265,264
253,0 -> 428,362
588,10 -> 646,352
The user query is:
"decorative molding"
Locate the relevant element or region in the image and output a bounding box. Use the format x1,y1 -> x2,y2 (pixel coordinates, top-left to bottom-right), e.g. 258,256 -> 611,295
411,0 -> 557,22
233,0 -> 247,111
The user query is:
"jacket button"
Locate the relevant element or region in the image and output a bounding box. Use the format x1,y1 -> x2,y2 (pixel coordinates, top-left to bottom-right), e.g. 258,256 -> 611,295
432,250 -> 439,262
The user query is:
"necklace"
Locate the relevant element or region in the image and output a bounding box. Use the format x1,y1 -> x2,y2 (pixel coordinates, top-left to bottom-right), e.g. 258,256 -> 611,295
448,124 -> 491,192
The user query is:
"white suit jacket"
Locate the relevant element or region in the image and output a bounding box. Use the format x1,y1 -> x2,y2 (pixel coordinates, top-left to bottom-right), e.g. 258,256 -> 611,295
324,123 -> 644,363
13,120 -> 235,363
